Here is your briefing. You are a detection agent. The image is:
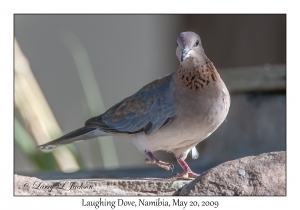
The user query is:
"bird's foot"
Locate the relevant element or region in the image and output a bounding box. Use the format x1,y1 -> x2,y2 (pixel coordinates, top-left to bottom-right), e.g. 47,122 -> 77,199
175,156 -> 199,179
144,150 -> 174,171
145,158 -> 174,171
174,171 -> 199,180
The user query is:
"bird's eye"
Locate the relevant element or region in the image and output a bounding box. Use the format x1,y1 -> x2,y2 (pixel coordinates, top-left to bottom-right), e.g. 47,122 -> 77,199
176,42 -> 178,47
195,40 -> 199,47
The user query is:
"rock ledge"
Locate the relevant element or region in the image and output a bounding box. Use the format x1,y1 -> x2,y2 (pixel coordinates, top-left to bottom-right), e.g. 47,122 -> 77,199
15,151 -> 285,196
180,151 -> 286,196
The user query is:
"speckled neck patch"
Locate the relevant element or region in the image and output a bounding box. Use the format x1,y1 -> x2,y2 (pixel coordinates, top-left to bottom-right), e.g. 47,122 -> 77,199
176,59 -> 220,91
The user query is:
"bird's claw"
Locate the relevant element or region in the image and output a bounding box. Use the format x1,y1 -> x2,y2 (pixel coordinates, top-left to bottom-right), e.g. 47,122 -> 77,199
145,158 -> 174,172
157,162 -> 174,171
174,172 -> 199,180
169,163 -> 174,172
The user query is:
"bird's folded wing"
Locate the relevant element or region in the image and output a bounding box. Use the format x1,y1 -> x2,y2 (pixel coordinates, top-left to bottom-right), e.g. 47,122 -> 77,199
85,74 -> 177,135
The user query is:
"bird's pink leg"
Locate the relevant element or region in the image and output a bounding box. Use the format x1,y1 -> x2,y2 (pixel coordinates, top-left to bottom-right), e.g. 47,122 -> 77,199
144,150 -> 174,171
176,157 -> 199,179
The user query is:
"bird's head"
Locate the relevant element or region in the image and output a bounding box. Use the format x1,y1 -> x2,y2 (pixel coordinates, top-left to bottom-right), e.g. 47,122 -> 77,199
176,31 -> 207,65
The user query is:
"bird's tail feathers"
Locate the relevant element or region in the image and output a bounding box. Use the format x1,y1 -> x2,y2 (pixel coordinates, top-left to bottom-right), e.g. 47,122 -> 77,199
36,127 -> 107,150
191,146 -> 199,159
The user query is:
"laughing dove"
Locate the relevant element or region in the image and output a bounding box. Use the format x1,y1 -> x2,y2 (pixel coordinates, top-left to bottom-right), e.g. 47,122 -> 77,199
37,31 -> 230,179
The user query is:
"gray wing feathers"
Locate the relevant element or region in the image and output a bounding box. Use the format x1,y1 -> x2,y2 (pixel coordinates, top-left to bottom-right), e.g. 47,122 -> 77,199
85,74 -> 178,135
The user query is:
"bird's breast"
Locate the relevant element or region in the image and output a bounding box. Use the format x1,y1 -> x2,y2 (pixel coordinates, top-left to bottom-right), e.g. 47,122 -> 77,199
172,74 -> 230,140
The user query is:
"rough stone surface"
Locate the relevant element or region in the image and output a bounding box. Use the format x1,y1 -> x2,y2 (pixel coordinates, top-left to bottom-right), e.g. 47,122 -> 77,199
14,175 -> 190,196
15,151 -> 285,196
180,151 -> 286,196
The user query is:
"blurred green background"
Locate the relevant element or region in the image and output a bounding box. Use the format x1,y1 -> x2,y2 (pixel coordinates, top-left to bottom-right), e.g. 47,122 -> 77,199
14,15 -> 286,178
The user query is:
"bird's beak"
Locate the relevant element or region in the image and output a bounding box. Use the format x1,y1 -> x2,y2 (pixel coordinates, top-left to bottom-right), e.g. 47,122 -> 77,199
181,48 -> 190,62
